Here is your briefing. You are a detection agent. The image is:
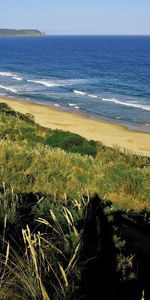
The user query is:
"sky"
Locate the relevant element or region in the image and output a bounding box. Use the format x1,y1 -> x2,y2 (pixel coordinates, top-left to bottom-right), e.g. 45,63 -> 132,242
0,0 -> 150,35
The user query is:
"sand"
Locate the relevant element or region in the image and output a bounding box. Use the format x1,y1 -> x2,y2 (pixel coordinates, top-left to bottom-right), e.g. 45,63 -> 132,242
0,97 -> 150,156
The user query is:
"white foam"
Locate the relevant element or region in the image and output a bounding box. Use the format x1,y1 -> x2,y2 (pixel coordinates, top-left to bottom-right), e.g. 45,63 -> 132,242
73,90 -> 87,96
12,76 -> 23,81
27,79 -> 60,87
73,90 -> 98,98
68,103 -> 77,107
0,71 -> 23,82
54,103 -> 60,107
87,93 -> 98,98
101,98 -> 150,111
68,103 -> 80,109
27,78 -> 88,89
62,79 -> 87,85
0,84 -> 18,93
0,71 -> 17,77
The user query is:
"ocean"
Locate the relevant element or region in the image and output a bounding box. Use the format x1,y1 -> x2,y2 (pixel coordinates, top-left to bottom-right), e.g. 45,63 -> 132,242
0,35 -> 150,132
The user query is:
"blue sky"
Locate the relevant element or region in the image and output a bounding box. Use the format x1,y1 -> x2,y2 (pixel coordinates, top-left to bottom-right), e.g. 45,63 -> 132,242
0,0 -> 150,35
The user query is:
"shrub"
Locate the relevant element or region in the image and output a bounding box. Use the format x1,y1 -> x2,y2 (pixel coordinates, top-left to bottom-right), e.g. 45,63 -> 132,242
45,130 -> 97,157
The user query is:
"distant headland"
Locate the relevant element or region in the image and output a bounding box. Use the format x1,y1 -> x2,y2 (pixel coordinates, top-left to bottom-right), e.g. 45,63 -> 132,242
0,29 -> 45,37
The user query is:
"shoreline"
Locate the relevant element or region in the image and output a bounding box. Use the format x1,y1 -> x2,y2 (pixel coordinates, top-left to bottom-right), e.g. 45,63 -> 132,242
0,96 -> 150,156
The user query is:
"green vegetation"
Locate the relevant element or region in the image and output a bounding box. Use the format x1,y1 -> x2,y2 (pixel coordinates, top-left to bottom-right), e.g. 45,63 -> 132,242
0,103 -> 97,157
0,103 -> 149,210
0,29 -> 45,37
0,102 -> 149,299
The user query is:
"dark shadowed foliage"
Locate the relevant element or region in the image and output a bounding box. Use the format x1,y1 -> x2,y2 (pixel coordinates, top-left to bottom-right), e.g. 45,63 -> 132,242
80,195 -> 150,300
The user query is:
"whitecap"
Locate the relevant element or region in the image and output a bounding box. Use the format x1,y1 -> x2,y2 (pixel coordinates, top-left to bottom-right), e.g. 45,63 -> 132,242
101,98 -> 150,111
87,93 -> 98,98
12,76 -> 23,81
73,90 -> 87,96
0,84 -> 18,93
68,103 -> 78,107
74,106 -> 80,109
54,103 -> 60,107
73,90 -> 98,98
27,79 -> 60,87
0,71 -> 17,77
0,71 -> 23,81
27,78 -> 88,88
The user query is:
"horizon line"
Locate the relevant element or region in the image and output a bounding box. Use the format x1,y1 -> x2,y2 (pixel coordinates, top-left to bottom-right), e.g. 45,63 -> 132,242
45,34 -> 150,36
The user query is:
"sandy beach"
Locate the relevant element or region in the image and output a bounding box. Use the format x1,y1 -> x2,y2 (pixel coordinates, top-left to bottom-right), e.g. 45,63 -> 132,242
0,97 -> 150,156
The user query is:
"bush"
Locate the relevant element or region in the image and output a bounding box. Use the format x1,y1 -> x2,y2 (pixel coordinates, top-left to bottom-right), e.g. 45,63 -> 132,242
45,130 -> 97,157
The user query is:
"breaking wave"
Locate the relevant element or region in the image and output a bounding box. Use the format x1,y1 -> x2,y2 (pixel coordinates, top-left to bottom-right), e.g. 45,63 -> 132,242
27,78 -> 87,88
0,72 -> 23,81
0,84 -> 18,93
68,103 -> 78,107
27,80 -> 59,87
101,98 -> 150,111
74,90 -> 86,96
54,103 -> 61,107
12,76 -> 23,81
87,94 -> 98,98
0,71 -> 17,77
73,90 -> 98,98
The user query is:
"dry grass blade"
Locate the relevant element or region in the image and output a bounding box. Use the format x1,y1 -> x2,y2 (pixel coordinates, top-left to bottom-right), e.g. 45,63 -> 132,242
66,243 -> 80,274
50,210 -> 67,241
5,242 -> 10,266
2,215 -> 7,248
22,226 -> 50,300
63,207 -> 74,224
39,280 -> 50,300
35,218 -> 66,241
0,241 -> 10,289
63,207 -> 79,238
59,264 -> 69,288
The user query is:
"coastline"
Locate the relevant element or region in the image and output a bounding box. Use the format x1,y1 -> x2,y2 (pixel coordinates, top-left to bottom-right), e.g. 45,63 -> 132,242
0,96 -> 150,157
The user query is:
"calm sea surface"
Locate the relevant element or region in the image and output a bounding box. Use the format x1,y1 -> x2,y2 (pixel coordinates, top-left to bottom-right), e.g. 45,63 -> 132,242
0,36 -> 150,131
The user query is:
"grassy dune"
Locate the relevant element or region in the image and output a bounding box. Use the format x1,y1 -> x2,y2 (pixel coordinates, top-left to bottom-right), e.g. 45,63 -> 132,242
0,102 -> 149,210
0,102 -> 150,299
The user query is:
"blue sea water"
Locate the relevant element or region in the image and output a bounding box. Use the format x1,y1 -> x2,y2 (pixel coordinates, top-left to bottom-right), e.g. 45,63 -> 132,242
0,35 -> 150,131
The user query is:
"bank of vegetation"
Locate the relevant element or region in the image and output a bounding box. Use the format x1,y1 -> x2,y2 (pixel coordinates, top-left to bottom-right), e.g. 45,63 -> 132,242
0,103 -> 149,299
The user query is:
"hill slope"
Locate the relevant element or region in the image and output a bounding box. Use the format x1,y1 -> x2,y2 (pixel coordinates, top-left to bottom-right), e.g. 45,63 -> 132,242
0,102 -> 149,211
0,102 -> 150,299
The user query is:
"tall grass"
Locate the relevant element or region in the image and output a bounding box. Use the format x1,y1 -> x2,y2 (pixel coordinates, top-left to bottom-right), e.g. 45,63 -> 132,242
0,102 -> 149,299
1,139 -> 149,211
0,201 -> 81,299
